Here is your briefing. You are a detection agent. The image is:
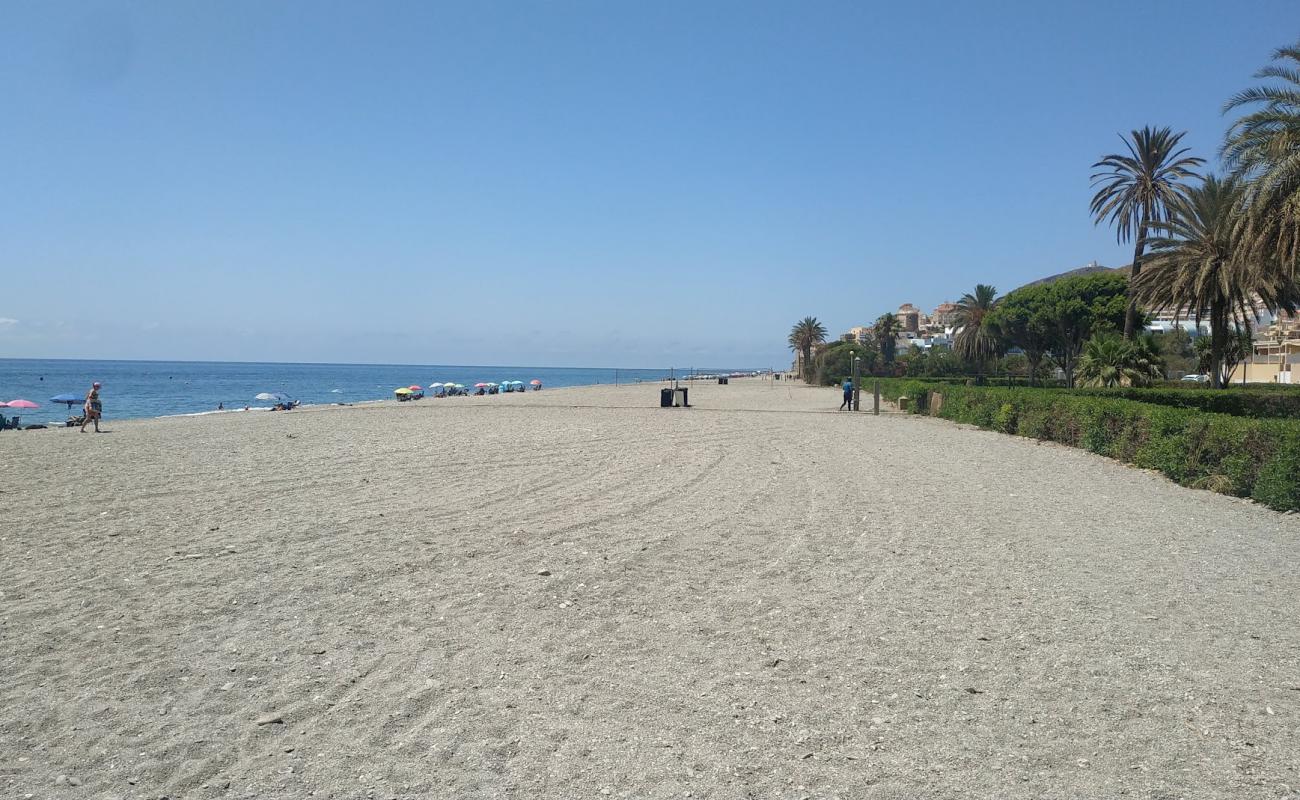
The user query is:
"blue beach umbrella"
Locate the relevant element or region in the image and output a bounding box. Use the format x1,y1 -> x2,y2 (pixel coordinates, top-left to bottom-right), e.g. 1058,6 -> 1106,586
50,393 -> 82,409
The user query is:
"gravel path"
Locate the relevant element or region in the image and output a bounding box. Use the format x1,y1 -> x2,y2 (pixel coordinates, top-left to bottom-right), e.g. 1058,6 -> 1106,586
2,379 -> 1298,799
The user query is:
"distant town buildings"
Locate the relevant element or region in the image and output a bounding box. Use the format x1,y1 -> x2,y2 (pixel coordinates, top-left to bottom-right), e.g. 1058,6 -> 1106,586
1237,310 -> 1300,384
843,326 -> 873,344
896,303 -> 921,333
932,301 -> 959,327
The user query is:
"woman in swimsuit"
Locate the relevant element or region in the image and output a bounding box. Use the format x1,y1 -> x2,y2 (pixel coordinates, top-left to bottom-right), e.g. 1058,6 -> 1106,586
81,382 -> 102,433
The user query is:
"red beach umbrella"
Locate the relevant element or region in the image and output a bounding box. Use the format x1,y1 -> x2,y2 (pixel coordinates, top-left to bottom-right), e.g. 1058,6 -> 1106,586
530,380 -> 542,386
474,383 -> 488,388
5,399 -> 39,409
409,385 -> 422,391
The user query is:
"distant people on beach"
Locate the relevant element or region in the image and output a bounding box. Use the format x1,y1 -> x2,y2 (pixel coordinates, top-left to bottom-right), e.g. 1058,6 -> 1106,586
81,382 -> 103,432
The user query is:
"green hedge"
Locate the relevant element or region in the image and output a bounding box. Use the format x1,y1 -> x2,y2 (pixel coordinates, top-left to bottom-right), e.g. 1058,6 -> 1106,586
872,379 -> 1300,511
1071,387 -> 1300,418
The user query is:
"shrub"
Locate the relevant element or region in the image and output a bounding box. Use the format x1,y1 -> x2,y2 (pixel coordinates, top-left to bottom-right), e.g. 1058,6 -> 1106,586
870,378 -> 1300,511
1071,386 -> 1300,418
1253,439 -> 1300,510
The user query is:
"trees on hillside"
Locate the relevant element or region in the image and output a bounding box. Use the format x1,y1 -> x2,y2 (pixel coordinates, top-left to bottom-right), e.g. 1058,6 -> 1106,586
986,272 -> 1129,387
1091,127 -> 1204,339
984,289 -> 1054,386
787,317 -> 827,381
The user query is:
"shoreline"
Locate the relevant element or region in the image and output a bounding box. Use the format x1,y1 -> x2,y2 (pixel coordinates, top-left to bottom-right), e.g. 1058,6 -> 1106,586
10,375 -> 781,428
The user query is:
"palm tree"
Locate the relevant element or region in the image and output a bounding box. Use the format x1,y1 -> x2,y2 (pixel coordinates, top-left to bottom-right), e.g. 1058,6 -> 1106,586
1131,175 -> 1300,388
1133,332 -> 1167,383
1091,126 -> 1204,339
1195,327 -> 1254,386
874,312 -> 902,364
1076,334 -> 1156,387
787,316 -> 827,381
954,284 -> 1001,380
1222,41 -> 1300,271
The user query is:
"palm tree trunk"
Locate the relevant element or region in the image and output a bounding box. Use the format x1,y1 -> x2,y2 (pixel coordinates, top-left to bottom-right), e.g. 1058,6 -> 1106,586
1123,209 -> 1150,340
1210,301 -> 1227,390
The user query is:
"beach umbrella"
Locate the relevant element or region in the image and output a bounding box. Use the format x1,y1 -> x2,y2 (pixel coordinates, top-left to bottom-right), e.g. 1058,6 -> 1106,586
6,399 -> 39,409
474,383 -> 488,388
428,382 -> 443,388
50,393 -> 82,409
255,392 -> 289,402
394,387 -> 412,395
530,379 -> 542,386
409,385 -> 422,391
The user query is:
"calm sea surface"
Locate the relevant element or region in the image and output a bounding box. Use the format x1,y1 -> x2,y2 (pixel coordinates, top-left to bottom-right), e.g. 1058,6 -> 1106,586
0,359 -> 732,426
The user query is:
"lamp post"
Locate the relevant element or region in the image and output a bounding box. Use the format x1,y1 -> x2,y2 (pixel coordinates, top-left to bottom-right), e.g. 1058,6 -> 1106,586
852,355 -> 861,412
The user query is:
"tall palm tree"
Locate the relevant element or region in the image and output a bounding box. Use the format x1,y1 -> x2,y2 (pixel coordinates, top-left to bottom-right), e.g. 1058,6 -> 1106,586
874,312 -> 902,364
954,284 -> 1001,380
1131,175 -> 1300,388
1091,126 -> 1204,339
787,316 -> 827,381
1222,41 -> 1300,271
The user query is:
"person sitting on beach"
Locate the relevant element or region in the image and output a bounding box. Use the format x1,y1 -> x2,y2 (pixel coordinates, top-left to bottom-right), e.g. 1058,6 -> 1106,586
81,382 -> 103,433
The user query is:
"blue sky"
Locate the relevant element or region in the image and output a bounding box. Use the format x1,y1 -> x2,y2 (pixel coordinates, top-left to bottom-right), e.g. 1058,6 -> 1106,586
1,1 -> 1294,367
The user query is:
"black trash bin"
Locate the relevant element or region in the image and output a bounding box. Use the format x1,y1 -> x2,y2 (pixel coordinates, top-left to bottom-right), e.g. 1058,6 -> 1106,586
718,377 -> 728,385
660,388 -> 673,408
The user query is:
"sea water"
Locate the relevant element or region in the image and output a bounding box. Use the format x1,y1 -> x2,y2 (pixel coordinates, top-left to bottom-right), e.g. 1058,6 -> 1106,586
0,359 -> 729,426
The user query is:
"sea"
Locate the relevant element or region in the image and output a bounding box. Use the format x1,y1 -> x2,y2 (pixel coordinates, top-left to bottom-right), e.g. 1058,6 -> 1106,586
0,359 -> 740,426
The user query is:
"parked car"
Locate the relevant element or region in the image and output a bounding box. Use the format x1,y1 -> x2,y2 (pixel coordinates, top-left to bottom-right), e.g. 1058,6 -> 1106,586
1180,373 -> 1210,383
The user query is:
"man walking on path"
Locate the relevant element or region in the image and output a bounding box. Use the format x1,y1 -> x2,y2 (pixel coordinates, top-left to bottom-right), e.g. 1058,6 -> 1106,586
839,378 -> 853,411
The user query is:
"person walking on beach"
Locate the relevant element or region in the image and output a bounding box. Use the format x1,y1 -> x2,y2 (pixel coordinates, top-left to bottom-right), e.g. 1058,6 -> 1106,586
81,382 -> 103,433
839,378 -> 853,411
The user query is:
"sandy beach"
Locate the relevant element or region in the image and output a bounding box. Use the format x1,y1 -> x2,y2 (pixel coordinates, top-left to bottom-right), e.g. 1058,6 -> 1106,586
3,378 -> 1299,799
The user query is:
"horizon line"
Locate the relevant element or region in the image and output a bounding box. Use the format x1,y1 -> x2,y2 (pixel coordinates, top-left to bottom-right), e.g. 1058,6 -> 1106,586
0,356 -> 776,372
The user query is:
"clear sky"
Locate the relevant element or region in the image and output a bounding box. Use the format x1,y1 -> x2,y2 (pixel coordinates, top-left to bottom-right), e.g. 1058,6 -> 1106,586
1,1 -> 1294,367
